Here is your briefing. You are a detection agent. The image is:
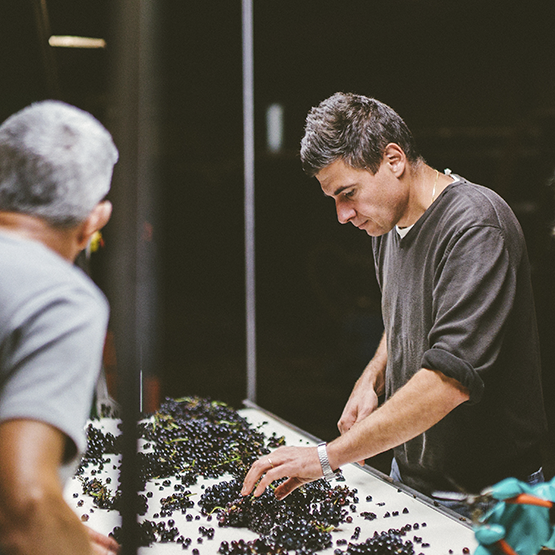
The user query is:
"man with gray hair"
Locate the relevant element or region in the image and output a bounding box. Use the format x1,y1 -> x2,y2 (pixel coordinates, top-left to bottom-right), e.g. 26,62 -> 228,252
0,101 -> 120,555
242,92 -> 547,515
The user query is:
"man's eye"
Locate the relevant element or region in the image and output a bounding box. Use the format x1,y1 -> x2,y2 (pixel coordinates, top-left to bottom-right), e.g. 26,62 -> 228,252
343,189 -> 355,198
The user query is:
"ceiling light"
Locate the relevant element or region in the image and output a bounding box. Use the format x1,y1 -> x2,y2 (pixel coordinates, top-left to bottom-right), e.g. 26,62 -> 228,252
48,36 -> 106,49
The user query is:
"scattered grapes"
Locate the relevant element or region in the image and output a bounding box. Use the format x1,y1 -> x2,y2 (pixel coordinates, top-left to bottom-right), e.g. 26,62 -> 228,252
72,396 -> 442,553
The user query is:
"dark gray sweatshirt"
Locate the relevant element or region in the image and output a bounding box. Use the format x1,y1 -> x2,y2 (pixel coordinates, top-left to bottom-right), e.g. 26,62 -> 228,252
372,176 -> 547,495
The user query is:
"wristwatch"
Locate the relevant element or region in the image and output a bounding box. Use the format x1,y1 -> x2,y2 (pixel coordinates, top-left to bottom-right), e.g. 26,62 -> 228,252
317,442 -> 335,482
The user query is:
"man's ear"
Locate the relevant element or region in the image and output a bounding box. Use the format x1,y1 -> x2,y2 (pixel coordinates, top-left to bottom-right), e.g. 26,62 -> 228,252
76,200 -> 113,251
383,143 -> 407,177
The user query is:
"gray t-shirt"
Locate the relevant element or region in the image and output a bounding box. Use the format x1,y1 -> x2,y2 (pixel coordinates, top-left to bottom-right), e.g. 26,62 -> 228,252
373,177 -> 547,494
0,233 -> 109,483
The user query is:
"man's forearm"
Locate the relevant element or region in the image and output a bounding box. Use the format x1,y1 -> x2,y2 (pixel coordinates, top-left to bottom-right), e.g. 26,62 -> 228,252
328,367 -> 470,469
359,332 -> 387,396
0,492 -> 95,555
0,420 -> 94,555
337,332 -> 388,436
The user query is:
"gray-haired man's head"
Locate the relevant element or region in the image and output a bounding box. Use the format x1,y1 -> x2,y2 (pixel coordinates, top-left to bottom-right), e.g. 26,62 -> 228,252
0,100 -> 118,228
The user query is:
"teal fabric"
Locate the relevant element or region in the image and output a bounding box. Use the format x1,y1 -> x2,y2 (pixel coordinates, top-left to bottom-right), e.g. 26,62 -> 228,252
474,477 -> 555,555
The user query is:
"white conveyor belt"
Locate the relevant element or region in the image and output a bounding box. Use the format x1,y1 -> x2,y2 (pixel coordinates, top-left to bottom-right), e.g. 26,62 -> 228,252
64,403 -> 478,554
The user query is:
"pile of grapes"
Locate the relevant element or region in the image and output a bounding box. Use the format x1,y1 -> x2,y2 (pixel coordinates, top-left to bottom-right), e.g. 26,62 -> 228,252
75,396 -> 423,554
198,477 -> 358,553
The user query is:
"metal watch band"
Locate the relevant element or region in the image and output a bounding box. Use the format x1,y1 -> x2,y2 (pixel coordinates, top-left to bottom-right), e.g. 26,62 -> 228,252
317,442 -> 335,482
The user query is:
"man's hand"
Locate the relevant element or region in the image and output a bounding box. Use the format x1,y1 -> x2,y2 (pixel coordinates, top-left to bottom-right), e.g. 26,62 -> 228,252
337,380 -> 379,435
338,333 -> 387,443
241,446 -> 323,500
337,381 -> 378,466
87,527 -> 120,555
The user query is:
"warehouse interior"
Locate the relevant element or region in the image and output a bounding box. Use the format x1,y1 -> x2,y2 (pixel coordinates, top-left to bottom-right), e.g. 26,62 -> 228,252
2,0 -> 555,482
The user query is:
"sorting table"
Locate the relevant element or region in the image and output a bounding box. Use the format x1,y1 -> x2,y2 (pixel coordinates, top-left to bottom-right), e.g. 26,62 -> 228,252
64,403 -> 478,554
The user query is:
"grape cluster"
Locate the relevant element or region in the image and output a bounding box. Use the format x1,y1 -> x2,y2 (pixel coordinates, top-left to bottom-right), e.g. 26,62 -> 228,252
81,396 -> 276,492
341,530 -> 415,555
81,424 -> 121,463
267,516 -> 332,554
78,476 -> 149,515
137,397 -> 272,485
218,538 -> 283,555
110,519 -> 181,546
214,488 -> 280,533
199,478 -> 358,553
159,491 -> 195,516
79,477 -> 120,511
286,481 -> 356,527
198,478 -> 245,515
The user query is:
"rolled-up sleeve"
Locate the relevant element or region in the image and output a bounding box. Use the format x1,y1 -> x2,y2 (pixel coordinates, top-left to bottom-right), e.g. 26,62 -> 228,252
423,224 -> 517,403
422,348 -> 484,404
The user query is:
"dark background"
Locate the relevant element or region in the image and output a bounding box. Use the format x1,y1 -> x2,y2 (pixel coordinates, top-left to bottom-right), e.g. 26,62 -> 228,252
2,0 -> 555,474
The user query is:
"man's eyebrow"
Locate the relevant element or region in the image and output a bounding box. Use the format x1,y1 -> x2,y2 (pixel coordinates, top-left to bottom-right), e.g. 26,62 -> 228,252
335,184 -> 353,196
323,184 -> 354,197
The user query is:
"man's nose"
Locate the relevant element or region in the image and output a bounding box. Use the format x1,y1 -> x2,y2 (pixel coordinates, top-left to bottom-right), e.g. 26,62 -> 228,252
336,200 -> 355,224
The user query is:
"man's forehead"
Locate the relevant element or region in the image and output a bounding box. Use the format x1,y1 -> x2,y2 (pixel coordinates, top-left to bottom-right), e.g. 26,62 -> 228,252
317,160 -> 365,196
316,158 -> 347,183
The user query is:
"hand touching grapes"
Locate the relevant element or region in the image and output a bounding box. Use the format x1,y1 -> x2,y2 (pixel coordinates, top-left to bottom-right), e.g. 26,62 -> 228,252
241,445 -> 324,500
87,526 -> 121,555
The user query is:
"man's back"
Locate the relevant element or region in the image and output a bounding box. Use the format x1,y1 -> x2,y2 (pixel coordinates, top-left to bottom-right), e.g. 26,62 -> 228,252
0,232 -> 109,482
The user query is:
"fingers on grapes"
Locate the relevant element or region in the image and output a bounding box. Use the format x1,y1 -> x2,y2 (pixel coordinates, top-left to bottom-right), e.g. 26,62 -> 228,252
253,470 -> 277,497
241,468 -> 261,496
242,456 -> 277,497
275,478 -> 296,500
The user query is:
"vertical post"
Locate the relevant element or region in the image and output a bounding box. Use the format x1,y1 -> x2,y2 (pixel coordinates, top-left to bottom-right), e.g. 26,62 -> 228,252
243,0 -> 257,403
111,2 -> 141,550
31,0 -> 61,99
108,1 -> 159,554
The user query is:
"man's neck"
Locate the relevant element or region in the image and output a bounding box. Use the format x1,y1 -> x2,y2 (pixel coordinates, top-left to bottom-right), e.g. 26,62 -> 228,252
0,212 -> 78,262
398,164 -> 452,228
